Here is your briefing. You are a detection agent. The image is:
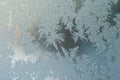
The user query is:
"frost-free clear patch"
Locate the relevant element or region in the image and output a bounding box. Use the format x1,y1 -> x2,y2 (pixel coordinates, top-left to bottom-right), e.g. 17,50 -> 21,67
0,0 -> 120,80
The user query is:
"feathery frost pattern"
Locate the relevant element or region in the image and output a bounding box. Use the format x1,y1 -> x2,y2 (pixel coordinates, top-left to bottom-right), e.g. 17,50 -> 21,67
0,0 -> 120,80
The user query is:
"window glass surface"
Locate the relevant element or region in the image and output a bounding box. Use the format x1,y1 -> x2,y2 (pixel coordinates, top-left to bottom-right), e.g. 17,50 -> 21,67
0,0 -> 120,80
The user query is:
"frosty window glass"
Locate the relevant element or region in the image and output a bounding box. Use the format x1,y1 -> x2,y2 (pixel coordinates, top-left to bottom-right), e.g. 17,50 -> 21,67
0,0 -> 120,80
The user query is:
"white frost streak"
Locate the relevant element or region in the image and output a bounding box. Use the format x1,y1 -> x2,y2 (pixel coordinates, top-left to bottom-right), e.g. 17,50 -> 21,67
10,43 -> 39,67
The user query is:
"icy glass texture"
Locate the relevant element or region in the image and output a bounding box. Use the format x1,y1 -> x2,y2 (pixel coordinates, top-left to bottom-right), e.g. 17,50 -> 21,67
0,0 -> 120,80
